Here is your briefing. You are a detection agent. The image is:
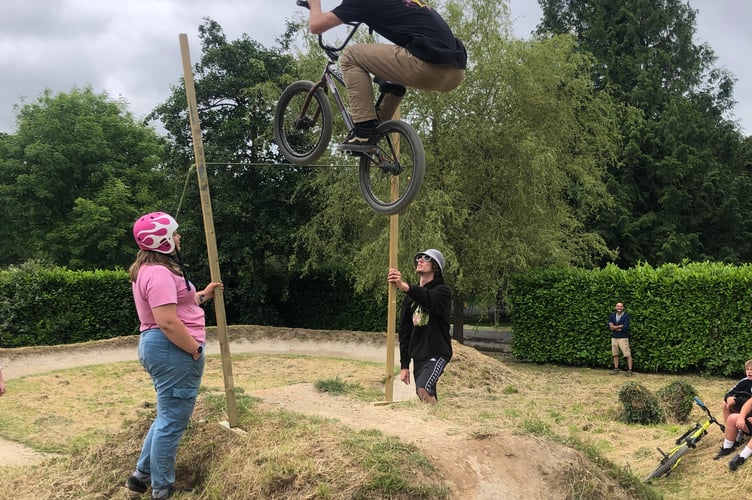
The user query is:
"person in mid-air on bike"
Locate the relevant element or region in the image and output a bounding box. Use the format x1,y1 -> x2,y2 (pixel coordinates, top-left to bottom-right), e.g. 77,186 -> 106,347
305,0 -> 467,154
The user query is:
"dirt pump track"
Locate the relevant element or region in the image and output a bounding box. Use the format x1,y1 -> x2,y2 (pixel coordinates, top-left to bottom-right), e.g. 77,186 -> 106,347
0,326 -> 596,499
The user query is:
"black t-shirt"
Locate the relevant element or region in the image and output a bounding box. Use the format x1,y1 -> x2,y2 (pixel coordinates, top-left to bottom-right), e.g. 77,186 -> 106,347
332,0 -> 467,68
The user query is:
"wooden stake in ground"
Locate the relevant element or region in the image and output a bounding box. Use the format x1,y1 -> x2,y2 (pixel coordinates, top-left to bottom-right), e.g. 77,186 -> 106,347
179,33 -> 240,429
378,110 -> 401,406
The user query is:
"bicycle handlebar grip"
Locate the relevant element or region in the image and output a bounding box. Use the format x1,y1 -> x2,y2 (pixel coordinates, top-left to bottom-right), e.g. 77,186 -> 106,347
693,396 -> 704,406
297,0 -> 310,8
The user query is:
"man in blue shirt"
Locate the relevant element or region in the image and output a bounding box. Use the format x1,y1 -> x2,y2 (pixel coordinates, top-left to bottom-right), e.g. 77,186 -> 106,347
608,302 -> 632,375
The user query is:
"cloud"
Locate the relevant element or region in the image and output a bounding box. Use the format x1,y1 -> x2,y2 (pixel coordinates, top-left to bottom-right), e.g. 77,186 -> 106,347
0,0 -> 749,135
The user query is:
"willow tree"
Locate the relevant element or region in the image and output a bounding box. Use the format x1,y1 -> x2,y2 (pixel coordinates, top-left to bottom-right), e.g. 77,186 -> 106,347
296,0 -> 621,338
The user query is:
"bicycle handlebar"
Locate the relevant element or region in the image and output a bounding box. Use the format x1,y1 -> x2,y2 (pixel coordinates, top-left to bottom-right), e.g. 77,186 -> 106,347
295,0 -> 361,55
694,395 -> 726,432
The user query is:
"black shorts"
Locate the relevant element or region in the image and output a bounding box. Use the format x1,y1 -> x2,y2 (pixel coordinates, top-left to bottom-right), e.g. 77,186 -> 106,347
413,356 -> 449,398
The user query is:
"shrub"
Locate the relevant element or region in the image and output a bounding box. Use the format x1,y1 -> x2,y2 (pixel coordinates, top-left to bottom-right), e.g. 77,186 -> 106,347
657,381 -> 697,423
618,382 -> 665,425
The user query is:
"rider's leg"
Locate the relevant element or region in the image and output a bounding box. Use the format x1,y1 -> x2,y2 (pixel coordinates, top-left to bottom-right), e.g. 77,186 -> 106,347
340,43 -> 465,123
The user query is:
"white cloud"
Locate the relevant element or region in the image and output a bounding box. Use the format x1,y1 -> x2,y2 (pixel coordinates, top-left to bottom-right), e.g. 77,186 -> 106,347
0,0 -> 749,135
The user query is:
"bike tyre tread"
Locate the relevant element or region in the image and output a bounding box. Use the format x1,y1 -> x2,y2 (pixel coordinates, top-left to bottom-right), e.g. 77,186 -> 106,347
643,444 -> 689,482
273,80 -> 332,165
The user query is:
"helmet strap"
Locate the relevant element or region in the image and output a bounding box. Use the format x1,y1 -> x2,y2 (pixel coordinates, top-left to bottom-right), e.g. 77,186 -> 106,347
171,250 -> 191,291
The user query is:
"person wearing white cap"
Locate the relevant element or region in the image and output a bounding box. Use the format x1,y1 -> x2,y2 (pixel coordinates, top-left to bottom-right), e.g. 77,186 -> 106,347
387,248 -> 452,404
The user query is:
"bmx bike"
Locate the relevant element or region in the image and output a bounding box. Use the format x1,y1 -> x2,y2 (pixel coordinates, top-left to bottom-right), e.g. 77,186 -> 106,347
643,396 -> 725,481
273,0 -> 425,215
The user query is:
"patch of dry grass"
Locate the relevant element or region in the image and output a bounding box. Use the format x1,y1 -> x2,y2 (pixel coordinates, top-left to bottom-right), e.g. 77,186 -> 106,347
0,330 -> 750,499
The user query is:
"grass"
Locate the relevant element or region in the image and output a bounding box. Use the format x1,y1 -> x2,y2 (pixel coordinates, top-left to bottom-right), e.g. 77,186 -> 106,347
0,331 -> 750,499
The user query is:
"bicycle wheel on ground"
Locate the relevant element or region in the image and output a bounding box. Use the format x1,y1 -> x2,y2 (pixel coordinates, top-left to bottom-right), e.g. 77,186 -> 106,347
643,445 -> 689,482
273,80 -> 333,165
358,119 -> 425,215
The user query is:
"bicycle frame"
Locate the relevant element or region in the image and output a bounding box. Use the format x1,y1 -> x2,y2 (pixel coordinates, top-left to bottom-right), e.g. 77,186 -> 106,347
645,396 -> 725,481
299,25 -> 362,135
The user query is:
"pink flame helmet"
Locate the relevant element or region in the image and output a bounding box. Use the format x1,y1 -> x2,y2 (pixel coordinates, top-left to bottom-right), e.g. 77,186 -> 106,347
133,212 -> 179,254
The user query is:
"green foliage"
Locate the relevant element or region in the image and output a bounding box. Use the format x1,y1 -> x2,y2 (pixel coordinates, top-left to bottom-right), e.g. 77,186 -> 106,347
537,0 -> 750,267
657,381 -> 697,423
618,382 -> 665,425
282,270 -> 386,331
509,262 -> 752,376
0,87 -> 168,270
151,18 -> 319,328
0,262 -> 137,347
295,0 -> 621,322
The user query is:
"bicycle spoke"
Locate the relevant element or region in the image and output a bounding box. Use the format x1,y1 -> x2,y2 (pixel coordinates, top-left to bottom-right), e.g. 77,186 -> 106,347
360,125 -> 418,212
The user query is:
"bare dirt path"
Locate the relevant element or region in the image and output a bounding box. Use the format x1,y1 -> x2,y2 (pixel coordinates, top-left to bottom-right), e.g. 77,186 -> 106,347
0,331 -> 580,499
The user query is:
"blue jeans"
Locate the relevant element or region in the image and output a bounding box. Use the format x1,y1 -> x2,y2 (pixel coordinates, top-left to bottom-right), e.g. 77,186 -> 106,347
136,328 -> 204,491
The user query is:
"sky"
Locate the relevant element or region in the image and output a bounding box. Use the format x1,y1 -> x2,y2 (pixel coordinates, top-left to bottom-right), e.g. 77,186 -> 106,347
1,0 -> 750,136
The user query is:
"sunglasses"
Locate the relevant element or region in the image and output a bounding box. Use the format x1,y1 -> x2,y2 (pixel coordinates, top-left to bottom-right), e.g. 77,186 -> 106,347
414,255 -> 432,264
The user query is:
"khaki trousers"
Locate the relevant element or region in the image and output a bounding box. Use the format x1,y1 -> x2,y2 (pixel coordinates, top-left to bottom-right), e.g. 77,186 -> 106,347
340,43 -> 465,123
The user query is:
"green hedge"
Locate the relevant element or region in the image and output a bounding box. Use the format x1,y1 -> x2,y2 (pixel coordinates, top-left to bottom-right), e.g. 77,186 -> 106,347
508,262 -> 752,376
0,262 -> 137,347
0,263 -> 386,348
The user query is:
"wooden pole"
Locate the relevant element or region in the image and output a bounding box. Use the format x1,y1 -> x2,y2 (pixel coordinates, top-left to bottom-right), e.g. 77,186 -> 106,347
381,108 -> 401,404
179,34 -> 240,428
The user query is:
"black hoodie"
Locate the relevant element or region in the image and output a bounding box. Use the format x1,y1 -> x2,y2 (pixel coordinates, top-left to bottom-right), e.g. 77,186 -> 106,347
398,276 -> 453,369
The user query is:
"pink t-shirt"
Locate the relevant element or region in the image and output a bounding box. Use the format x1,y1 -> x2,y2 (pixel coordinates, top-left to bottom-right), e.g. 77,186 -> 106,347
132,265 -> 206,343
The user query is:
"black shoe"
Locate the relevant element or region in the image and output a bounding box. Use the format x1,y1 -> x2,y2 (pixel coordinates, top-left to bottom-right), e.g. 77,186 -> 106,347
714,447 -> 735,460
337,123 -> 377,154
152,485 -> 194,499
729,455 -> 746,471
609,368 -> 619,375
152,485 -> 176,499
126,475 -> 149,494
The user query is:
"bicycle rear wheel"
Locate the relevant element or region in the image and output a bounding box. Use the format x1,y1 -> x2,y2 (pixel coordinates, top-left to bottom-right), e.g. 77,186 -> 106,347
358,120 -> 425,215
643,445 -> 689,482
273,80 -> 332,165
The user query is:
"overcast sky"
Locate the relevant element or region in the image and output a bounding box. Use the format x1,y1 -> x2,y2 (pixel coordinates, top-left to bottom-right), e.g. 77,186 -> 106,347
1,0 -> 750,136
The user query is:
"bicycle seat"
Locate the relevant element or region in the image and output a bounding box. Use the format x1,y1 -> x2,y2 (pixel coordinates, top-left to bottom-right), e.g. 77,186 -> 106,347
373,76 -> 406,97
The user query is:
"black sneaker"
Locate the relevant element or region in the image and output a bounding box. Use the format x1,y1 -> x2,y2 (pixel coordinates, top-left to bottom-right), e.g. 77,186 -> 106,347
714,447 -> 735,460
337,123 -> 377,154
610,368 -> 619,375
729,454 -> 746,471
152,485 -> 176,499
126,475 -> 149,494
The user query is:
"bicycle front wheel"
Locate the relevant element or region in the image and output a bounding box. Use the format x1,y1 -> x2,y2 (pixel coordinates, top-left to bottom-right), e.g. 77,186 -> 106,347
358,120 -> 425,215
273,80 -> 333,165
643,445 -> 689,482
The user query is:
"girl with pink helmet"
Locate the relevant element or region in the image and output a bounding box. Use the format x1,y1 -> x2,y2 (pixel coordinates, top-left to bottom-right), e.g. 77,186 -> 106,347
126,212 -> 222,499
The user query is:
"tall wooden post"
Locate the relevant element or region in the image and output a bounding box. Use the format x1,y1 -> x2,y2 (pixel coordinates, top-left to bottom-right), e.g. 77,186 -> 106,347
179,34 -> 240,428
382,109 -> 401,404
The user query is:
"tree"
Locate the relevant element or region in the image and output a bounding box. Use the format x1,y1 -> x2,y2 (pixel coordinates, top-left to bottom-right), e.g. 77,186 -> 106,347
150,18 -> 318,325
295,0 -> 621,338
0,87 -> 168,269
537,0 -> 750,266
